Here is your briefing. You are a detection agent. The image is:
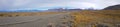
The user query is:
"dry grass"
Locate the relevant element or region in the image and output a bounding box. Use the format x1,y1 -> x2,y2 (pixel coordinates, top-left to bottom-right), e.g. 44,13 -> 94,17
71,10 -> 120,27
0,12 -> 65,17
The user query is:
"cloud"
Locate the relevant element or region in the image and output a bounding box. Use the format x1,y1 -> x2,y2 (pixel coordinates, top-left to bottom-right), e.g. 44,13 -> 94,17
0,0 -> 120,10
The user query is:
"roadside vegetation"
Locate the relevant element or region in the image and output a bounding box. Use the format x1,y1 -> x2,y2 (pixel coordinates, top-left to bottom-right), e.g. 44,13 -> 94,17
71,10 -> 120,27
0,12 -> 66,17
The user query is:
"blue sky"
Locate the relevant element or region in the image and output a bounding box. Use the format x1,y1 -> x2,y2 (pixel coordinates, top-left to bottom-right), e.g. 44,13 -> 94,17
0,0 -> 120,10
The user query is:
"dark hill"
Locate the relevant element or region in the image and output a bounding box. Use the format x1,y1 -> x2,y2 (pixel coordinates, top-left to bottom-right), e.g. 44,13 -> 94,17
104,4 -> 120,10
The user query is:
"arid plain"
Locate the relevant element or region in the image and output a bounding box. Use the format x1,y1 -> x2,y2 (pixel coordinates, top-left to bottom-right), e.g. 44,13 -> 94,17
0,10 -> 120,27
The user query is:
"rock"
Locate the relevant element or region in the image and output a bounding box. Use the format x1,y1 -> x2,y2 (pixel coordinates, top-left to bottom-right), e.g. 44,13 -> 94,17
95,24 -> 109,27
47,23 -> 56,27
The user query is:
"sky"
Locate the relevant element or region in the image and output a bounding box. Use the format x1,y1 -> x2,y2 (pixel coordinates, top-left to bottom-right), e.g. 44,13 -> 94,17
0,0 -> 120,10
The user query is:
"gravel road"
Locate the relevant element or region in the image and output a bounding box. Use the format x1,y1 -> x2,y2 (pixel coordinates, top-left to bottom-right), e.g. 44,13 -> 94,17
0,13 -> 73,27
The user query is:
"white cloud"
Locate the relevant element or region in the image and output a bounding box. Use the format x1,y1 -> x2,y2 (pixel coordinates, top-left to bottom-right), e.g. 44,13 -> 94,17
13,0 -> 32,7
0,0 -> 120,10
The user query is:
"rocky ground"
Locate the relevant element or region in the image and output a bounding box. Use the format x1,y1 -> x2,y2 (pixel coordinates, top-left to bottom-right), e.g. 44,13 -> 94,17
0,13 -> 74,27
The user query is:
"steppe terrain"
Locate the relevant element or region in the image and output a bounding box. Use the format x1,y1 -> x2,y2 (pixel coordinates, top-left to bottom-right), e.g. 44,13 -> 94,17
71,10 -> 120,27
0,10 -> 120,27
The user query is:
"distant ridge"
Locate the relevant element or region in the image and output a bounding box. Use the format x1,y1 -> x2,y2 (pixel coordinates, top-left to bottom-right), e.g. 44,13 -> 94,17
104,4 -> 120,10
0,10 -> 43,12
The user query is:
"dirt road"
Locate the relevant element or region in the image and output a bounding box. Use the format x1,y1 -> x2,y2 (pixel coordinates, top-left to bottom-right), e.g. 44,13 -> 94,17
0,13 -> 73,27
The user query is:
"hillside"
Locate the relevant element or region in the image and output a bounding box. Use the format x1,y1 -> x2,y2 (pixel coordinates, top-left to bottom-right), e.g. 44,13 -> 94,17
104,4 -> 120,10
